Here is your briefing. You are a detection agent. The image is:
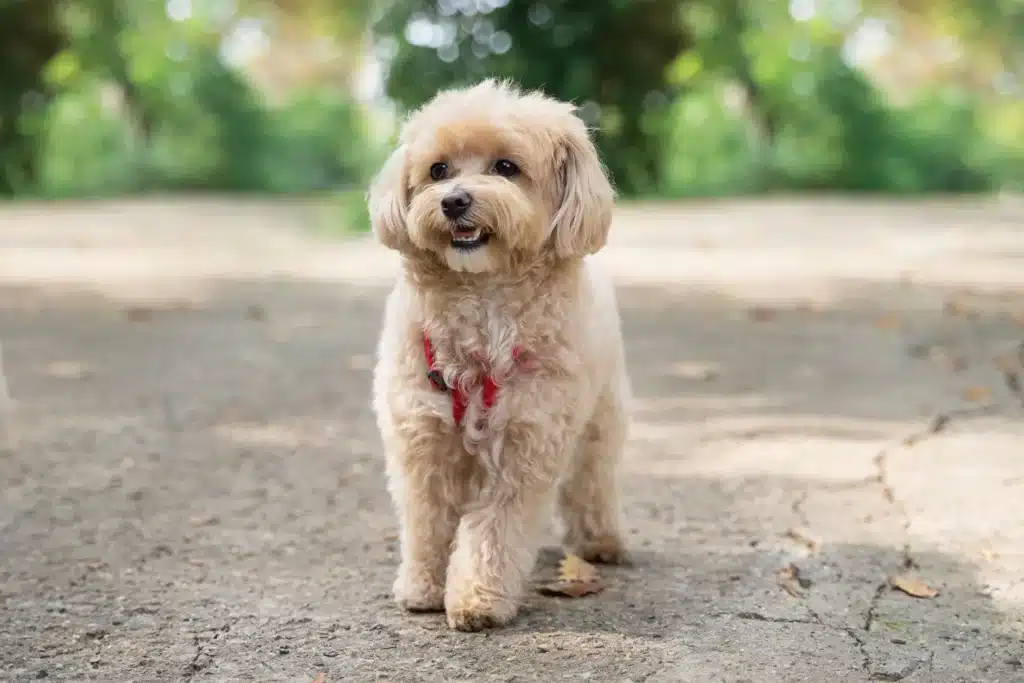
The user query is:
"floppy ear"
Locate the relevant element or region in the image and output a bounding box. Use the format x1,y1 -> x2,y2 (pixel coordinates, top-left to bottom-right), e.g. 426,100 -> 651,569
550,121 -> 615,258
367,145 -> 410,251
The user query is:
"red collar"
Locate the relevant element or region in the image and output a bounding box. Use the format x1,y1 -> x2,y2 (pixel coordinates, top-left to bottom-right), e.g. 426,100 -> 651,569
423,332 -> 520,425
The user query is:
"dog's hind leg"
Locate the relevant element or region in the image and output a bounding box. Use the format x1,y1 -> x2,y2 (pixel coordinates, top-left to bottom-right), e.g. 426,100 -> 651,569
557,383 -> 628,564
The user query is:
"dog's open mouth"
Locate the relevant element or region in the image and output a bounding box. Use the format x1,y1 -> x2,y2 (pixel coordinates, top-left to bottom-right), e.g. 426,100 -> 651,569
450,226 -> 490,250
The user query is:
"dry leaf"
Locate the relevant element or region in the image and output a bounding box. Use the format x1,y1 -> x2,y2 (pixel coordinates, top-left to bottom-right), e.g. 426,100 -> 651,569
963,386 -> 992,403
747,306 -> 777,322
122,301 -> 198,321
537,553 -> 605,598
784,528 -> 822,553
122,306 -> 154,321
44,361 -> 93,380
890,575 -> 938,599
312,674 -> 326,683
778,563 -> 812,598
874,314 -> 900,329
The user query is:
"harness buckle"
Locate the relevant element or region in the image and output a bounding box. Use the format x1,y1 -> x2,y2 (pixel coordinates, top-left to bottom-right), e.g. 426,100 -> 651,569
426,369 -> 448,392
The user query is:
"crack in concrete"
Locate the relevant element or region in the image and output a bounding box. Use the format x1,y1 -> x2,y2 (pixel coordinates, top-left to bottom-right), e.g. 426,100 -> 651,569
182,618 -> 238,680
791,489 -> 810,528
183,633 -> 205,679
848,328 -> 1019,680
900,403 -> 1002,449
730,611 -> 820,626
862,580 -> 887,635
870,654 -> 931,682
802,605 -> 882,678
999,341 -> 1024,407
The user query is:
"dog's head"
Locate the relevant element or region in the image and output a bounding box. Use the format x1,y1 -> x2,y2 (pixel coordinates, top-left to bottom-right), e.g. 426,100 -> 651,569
367,80 -> 615,273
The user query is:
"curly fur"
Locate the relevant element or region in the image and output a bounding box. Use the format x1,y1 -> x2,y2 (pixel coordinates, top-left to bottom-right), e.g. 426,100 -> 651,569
368,79 -> 632,631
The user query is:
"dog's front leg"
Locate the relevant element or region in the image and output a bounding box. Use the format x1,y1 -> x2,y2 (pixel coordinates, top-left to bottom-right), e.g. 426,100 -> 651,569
387,423 -> 466,613
444,424 -> 570,632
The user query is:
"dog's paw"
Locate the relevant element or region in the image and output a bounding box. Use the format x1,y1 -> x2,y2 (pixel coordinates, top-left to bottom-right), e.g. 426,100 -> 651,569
446,597 -> 517,632
573,536 -> 630,565
394,573 -> 445,613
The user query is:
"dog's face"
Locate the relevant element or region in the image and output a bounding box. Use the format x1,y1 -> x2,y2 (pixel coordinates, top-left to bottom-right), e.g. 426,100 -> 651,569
368,80 -> 615,273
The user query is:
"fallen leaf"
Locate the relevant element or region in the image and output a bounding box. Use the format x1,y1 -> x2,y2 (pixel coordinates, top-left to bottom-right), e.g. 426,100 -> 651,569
963,386 -> 992,402
122,306 -> 153,321
778,563 -> 811,598
537,553 -> 605,598
246,304 -> 267,322
784,528 -> 822,553
890,575 -> 938,599
312,674 -> 326,683
873,314 -> 900,329
747,307 -> 777,322
44,361 -> 93,380
122,301 -> 199,321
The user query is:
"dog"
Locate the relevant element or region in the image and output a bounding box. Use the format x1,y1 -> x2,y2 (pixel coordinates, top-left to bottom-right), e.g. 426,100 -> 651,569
368,79 -> 631,632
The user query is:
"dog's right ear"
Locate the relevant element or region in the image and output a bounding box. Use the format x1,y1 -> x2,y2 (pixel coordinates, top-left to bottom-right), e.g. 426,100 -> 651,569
550,119 -> 615,258
367,145 -> 409,251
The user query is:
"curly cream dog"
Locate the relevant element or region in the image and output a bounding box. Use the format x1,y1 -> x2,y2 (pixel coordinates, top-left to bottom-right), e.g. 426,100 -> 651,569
368,79 -> 631,632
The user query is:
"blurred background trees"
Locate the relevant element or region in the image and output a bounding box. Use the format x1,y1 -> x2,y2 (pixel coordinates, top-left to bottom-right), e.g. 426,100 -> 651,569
0,0 -> 1020,201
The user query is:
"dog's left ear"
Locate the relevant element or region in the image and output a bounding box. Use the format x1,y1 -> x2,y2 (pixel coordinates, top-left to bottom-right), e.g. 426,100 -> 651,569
550,119 -> 615,258
367,144 -> 410,252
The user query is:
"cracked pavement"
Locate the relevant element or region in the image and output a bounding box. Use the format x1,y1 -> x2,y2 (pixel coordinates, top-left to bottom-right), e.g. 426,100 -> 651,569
1,197 -> 1022,682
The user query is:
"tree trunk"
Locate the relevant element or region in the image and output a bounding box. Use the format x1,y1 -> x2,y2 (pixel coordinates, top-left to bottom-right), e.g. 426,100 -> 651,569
0,0 -> 65,195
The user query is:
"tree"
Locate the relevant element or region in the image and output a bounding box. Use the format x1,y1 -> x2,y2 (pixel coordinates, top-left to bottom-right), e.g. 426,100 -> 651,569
374,0 -> 690,194
0,0 -> 65,195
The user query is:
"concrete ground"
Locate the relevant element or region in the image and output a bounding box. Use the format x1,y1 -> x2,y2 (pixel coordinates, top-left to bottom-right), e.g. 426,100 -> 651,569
0,197 -> 1022,682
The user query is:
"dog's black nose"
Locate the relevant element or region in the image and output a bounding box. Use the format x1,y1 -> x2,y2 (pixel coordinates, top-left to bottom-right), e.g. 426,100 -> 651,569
441,189 -> 473,219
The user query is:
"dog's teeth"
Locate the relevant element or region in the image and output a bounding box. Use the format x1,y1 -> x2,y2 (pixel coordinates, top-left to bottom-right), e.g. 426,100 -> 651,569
452,229 -> 482,243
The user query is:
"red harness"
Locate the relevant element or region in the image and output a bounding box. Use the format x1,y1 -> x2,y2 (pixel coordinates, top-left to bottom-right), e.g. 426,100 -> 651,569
422,332 -> 520,425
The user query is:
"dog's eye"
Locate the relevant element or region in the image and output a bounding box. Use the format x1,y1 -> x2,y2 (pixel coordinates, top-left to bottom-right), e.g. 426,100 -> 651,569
429,162 -> 449,181
493,159 -> 520,178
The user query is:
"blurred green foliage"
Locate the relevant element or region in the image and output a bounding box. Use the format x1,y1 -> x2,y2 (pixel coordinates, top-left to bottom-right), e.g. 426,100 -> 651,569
375,0 -> 688,194
0,0 -> 1021,203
